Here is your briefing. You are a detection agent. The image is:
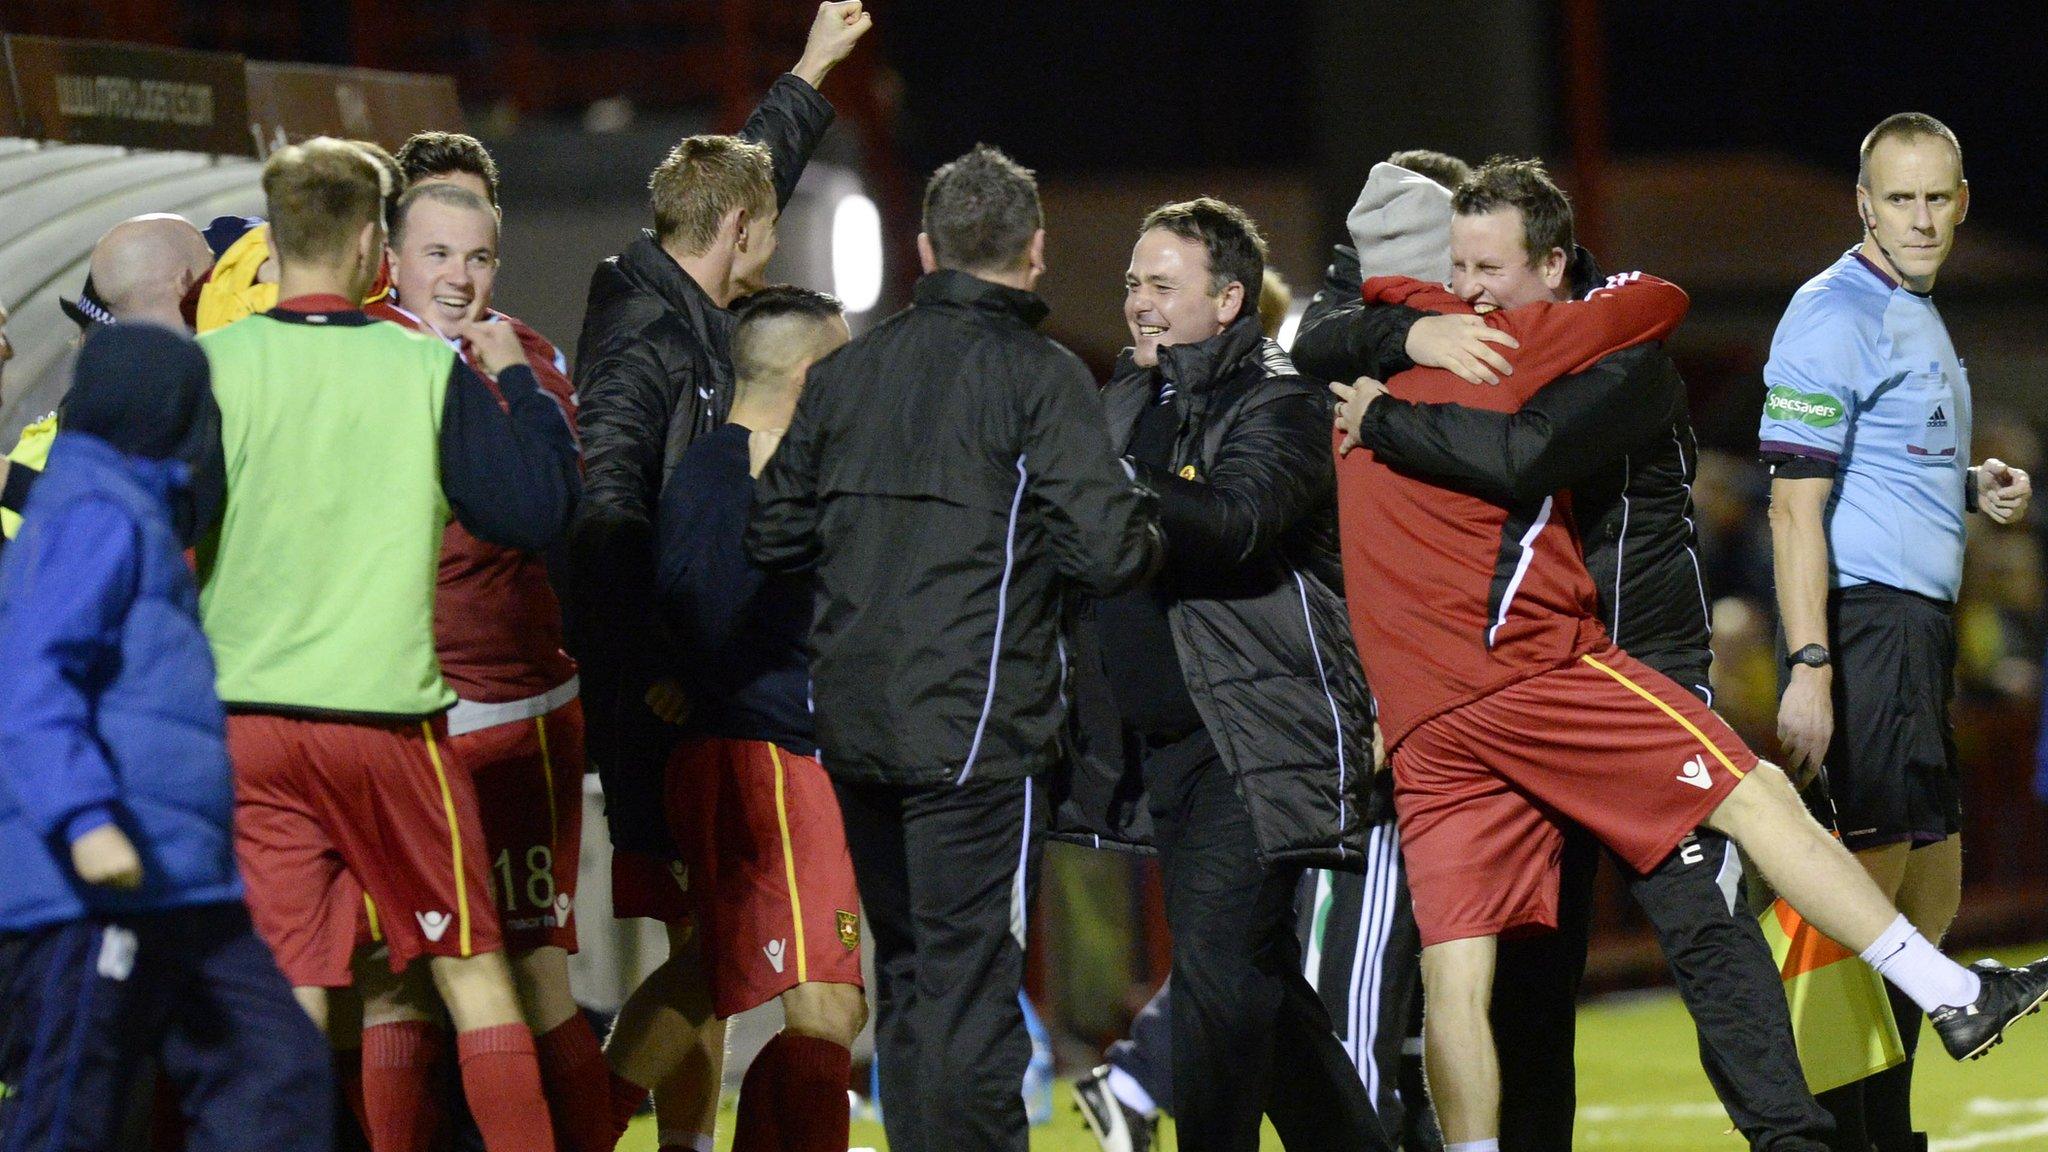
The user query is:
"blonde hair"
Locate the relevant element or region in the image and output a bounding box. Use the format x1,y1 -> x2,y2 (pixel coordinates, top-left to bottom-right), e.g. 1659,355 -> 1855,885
649,135 -> 775,255
262,137 -> 387,268
1258,269 -> 1293,338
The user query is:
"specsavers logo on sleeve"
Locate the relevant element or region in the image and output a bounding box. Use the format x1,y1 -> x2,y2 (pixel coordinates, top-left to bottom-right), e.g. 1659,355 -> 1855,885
1764,385 -> 1845,428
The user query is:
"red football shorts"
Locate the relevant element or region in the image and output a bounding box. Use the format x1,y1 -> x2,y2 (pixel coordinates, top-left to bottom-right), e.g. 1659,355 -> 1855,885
1393,643 -> 1757,947
613,736 -> 863,1018
231,713 -> 503,983
451,699 -> 587,953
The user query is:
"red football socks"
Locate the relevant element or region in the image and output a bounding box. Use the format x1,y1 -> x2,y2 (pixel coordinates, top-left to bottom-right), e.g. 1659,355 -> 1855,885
535,1016 -> 615,1152
730,1033 -> 784,1152
608,1068 -> 651,1144
363,1021 -> 448,1152
456,1023 -> 556,1152
333,1045 -> 370,1151
731,1031 -> 851,1152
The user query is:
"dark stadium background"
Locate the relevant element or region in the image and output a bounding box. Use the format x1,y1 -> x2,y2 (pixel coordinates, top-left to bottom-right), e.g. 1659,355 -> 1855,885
9,0 -> 2044,1066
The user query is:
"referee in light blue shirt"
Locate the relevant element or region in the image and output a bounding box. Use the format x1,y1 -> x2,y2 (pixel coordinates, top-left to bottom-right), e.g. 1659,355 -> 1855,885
1760,112 -> 2031,1152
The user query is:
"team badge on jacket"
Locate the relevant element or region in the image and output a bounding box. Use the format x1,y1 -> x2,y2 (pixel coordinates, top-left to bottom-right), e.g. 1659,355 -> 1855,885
837,909 -> 860,951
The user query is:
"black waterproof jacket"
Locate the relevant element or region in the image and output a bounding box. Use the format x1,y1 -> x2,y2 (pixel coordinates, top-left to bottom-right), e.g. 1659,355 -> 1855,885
746,270 -> 1161,786
1053,317 -> 1375,871
565,75 -> 834,851
1294,245 -> 1713,678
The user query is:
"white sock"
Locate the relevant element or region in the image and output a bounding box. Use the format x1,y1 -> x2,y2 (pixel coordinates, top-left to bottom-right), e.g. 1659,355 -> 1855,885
1859,913 -> 1981,1012
1446,1141 -> 1501,1152
1106,1065 -> 1159,1119
656,1134 -> 714,1152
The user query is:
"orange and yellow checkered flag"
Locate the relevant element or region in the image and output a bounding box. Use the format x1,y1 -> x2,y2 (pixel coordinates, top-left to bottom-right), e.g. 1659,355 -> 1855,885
1758,898 -> 1906,1094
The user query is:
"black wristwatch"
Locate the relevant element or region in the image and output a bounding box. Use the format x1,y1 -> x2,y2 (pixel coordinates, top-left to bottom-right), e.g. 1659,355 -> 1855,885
1784,643 -> 1831,670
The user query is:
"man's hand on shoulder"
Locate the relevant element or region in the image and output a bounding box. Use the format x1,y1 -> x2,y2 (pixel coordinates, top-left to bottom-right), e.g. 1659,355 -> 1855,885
457,316 -> 527,379
792,1 -> 873,90
1404,314 -> 1517,386
1975,457 -> 2032,524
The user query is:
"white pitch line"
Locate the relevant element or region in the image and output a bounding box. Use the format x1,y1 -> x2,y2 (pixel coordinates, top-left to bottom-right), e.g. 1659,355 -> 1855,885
1931,1118 -> 2048,1151
1962,1097 -> 2048,1116
1576,1096 -> 2048,1149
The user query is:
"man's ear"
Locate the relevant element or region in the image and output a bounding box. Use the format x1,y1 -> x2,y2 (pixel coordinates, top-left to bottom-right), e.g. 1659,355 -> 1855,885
917,232 -> 938,274
1215,280 -> 1246,326
1541,245 -> 1568,292
1025,229 -> 1047,276
1956,179 -> 1970,226
732,205 -> 754,252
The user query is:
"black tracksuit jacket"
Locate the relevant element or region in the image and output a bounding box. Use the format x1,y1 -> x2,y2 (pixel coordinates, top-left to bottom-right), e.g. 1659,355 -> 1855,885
746,270 -> 1161,786
1054,317 -> 1376,871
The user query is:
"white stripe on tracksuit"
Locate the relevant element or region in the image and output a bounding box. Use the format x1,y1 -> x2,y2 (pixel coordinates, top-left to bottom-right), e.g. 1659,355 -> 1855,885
1344,822 -> 1402,1104
1010,777 -> 1034,949
958,455 -> 1029,785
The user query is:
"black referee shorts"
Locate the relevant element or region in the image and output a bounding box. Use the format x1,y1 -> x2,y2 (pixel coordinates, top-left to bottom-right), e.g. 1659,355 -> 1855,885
1805,582 -> 1961,852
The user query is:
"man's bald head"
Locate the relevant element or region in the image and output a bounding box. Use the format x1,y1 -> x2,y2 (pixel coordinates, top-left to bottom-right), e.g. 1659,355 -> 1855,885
90,214 -> 214,330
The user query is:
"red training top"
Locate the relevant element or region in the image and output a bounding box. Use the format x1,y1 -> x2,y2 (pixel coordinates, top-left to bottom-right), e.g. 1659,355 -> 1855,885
1337,271 -> 1690,747
368,299 -> 581,703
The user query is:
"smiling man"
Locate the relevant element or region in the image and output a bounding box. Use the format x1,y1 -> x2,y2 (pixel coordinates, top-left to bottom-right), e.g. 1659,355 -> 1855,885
1062,198 -> 1385,1152
199,137 -> 579,1152
1314,158 -> 1830,1152
1762,113 -> 2030,1152
369,180 -> 609,1152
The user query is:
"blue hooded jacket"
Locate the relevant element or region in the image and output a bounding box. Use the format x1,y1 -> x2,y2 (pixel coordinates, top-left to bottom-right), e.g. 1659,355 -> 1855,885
0,327 -> 237,930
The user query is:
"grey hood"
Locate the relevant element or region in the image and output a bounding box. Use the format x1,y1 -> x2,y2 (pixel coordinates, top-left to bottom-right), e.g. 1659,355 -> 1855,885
1345,161 -> 1454,283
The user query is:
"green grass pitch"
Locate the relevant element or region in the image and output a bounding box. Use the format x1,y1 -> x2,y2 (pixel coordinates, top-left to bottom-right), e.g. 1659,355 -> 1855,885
622,942 -> 2048,1151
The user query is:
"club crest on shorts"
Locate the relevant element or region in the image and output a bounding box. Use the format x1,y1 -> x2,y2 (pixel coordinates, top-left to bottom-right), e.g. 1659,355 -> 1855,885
416,910 -> 453,942
1676,754 -> 1713,790
764,938 -> 787,973
553,893 -> 573,927
837,909 -> 860,951
669,860 -> 689,891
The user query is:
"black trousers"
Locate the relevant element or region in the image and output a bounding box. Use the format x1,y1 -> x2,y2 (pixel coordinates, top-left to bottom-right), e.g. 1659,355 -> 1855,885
1109,820 -> 1437,1149
0,904 -> 332,1152
1143,727 -> 1392,1152
1492,821 -> 1834,1152
834,775 -> 1046,1152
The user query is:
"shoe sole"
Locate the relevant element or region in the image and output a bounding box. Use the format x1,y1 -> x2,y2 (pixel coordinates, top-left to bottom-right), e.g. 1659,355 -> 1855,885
1073,1082 -> 1130,1152
1959,983 -> 2048,1061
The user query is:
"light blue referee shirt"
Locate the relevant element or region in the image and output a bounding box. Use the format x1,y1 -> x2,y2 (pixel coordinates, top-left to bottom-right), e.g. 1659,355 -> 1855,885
1759,247 -> 1971,602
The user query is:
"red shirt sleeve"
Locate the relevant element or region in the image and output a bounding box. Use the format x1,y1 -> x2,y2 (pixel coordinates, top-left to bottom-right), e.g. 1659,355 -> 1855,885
1495,273 -> 1690,388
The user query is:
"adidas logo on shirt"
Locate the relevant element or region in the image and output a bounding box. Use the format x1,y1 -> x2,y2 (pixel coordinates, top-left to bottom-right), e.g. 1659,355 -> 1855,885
1927,405 -> 1949,430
